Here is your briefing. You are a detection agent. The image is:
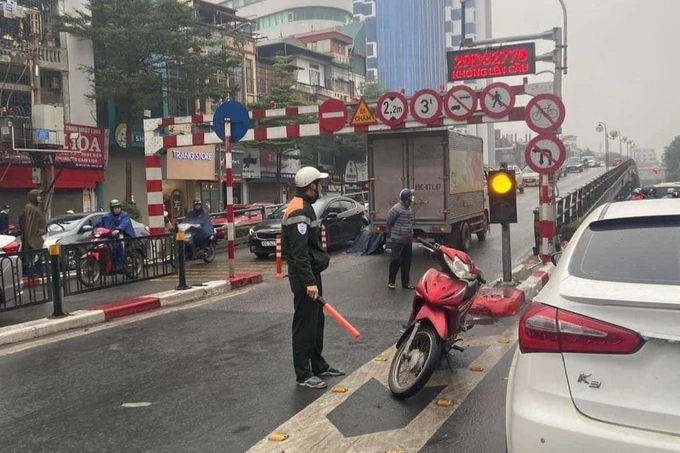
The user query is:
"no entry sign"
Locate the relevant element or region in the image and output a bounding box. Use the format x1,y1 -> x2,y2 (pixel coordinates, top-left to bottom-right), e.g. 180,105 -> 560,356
318,98 -> 348,132
525,135 -> 566,174
525,93 -> 565,134
480,82 -> 515,119
410,89 -> 443,124
444,85 -> 478,121
377,92 -> 409,126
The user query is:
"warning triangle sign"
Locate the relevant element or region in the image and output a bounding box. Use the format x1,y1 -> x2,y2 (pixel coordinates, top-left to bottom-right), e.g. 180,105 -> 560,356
350,98 -> 377,126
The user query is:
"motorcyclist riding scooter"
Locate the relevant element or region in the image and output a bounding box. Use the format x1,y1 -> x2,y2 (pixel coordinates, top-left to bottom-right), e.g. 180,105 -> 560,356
178,199 -> 217,263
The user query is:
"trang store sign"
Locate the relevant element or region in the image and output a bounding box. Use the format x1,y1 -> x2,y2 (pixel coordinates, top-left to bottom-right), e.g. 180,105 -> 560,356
167,145 -> 216,180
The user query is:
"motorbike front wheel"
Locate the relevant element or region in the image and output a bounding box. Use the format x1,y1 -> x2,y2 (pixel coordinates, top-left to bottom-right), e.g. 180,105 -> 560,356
125,250 -> 144,279
79,257 -> 100,287
203,243 -> 216,263
389,324 -> 442,399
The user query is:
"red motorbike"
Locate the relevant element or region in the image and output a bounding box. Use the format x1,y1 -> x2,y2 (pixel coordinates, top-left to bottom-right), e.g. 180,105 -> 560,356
79,227 -> 144,287
389,238 -> 485,399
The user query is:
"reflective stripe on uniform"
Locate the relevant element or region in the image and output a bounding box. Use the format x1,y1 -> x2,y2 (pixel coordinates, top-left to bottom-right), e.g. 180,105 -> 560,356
282,215 -> 311,226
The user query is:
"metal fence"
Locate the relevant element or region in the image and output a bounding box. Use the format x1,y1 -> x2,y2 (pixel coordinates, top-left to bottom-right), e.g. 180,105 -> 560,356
533,160 -> 638,254
0,248 -> 53,312
61,234 -> 176,296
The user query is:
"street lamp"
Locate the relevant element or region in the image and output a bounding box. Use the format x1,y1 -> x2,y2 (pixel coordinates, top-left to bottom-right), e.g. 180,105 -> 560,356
596,121 -> 610,171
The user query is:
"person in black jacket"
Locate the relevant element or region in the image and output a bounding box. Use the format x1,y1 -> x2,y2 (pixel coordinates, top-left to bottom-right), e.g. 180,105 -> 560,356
282,166 -> 345,389
386,188 -> 415,290
0,205 -> 9,235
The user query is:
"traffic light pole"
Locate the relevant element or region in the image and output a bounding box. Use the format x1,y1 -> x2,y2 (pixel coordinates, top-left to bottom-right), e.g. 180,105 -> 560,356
501,223 -> 512,283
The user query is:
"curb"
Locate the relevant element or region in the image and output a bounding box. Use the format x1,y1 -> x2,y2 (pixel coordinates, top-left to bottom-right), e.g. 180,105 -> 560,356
0,273 -> 262,348
470,263 -> 553,318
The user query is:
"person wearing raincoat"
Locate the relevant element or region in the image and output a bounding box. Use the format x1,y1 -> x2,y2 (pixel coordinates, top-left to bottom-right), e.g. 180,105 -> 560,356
95,199 -> 135,271
182,199 -> 214,250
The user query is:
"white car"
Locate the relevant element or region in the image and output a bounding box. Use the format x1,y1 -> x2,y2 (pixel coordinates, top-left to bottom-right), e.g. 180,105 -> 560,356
521,167 -> 540,187
0,234 -> 23,307
509,165 -> 525,193
506,199 -> 680,453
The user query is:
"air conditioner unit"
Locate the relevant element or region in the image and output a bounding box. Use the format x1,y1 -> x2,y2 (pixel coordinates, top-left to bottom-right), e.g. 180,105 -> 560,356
31,104 -> 64,146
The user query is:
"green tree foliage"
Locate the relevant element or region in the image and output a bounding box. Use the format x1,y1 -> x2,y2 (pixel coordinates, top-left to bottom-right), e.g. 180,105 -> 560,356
361,80 -> 388,100
663,136 -> 680,181
121,200 -> 141,221
57,0 -> 242,201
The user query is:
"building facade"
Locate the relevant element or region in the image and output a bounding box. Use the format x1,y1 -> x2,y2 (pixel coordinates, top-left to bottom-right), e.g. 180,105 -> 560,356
223,0 -> 353,38
634,147 -> 657,164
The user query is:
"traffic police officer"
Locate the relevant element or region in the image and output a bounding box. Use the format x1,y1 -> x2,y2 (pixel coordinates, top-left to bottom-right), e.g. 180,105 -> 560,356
282,167 -> 345,389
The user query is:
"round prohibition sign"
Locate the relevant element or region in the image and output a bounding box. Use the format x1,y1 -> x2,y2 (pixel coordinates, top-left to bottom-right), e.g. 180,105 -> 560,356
377,92 -> 409,126
410,89 -> 443,124
524,135 -> 566,174
480,82 -> 515,119
525,93 -> 566,134
444,85 -> 478,121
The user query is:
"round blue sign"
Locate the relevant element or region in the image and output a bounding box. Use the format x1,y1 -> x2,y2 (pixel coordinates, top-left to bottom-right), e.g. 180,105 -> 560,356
213,101 -> 250,143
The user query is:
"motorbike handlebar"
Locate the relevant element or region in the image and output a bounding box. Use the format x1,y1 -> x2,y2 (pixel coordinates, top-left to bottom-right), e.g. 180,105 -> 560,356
415,237 -> 438,250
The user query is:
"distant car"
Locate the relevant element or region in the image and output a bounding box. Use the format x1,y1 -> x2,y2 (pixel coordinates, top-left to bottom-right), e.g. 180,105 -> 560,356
566,157 -> 584,173
521,167 -> 540,187
0,233 -> 23,307
211,203 -> 279,239
248,196 -> 367,259
506,199 -> 680,453
509,165 -> 525,193
44,212 -> 150,270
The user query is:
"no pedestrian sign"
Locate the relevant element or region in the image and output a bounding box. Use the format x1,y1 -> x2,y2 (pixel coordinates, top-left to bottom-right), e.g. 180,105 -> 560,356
524,135 -> 566,174
479,82 -> 515,119
524,93 -> 566,134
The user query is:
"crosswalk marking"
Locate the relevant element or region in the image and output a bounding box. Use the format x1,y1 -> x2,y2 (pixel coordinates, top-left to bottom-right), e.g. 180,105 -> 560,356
244,330 -> 518,453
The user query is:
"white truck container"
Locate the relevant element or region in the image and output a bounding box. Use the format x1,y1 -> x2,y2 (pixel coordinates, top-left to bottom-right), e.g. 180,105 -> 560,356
368,128 -> 489,251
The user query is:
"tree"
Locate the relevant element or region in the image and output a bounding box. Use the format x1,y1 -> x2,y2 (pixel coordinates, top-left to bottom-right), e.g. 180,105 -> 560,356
247,55 -> 317,202
663,136 -> 680,181
57,0 -> 242,202
361,80 -> 388,100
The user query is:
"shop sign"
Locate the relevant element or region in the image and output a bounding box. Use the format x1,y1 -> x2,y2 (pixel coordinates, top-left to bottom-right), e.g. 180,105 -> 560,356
167,144 -> 216,180
55,124 -> 109,169
242,149 -> 261,178
113,123 -> 145,148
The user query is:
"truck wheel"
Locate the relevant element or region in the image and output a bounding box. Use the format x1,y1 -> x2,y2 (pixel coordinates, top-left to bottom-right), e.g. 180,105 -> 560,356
460,222 -> 472,252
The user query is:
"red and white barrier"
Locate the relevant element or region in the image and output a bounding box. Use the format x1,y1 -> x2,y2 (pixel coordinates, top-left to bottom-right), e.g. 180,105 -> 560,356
538,174 -> 556,264
321,225 -> 328,252
223,120 -> 235,278
145,156 -> 164,235
275,234 -> 283,279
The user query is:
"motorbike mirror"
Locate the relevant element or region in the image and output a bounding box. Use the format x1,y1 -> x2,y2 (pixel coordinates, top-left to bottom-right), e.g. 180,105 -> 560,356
550,251 -> 563,266
326,212 -> 338,219
81,225 -> 93,234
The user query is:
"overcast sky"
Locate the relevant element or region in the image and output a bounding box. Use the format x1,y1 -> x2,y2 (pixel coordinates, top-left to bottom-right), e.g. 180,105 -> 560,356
492,0 -> 677,157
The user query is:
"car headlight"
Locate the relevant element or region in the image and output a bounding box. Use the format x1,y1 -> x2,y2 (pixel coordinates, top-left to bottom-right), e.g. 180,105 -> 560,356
249,228 -> 256,238
444,254 -> 474,280
44,237 -> 61,247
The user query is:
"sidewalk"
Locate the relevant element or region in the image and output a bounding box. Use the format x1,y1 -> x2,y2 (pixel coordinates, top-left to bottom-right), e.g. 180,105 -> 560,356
0,247 -> 280,328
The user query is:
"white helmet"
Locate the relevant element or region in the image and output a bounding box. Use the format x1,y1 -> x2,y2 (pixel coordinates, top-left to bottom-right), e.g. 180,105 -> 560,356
295,166 -> 329,188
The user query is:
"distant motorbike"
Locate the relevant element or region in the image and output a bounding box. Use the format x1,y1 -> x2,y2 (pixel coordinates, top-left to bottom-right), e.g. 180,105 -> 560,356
177,223 -> 217,263
78,227 -> 144,286
389,238 -> 485,400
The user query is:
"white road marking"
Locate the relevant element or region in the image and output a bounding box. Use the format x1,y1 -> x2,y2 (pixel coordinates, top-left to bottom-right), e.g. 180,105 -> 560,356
0,287 -> 254,356
121,402 -> 152,408
321,112 -> 346,119
245,328 -> 518,453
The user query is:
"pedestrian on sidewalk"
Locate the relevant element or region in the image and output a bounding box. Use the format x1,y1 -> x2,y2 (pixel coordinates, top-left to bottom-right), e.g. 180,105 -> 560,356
282,166 -> 345,390
386,188 -> 415,290
21,190 -> 46,277
0,204 -> 9,235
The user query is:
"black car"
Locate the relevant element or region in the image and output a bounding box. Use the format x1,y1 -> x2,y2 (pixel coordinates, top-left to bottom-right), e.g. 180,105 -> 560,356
248,195 -> 367,258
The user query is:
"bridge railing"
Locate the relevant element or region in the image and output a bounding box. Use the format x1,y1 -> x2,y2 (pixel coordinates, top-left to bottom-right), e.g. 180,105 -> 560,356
533,160 -> 638,255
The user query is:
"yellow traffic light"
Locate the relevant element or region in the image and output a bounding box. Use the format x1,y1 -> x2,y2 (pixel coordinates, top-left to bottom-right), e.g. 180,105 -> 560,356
489,172 -> 513,195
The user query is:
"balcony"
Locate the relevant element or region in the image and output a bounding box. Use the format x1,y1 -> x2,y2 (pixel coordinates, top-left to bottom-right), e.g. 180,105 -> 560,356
19,43 -> 68,72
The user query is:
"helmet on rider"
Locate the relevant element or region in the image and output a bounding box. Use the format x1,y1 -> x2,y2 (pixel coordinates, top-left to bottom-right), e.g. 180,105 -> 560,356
109,199 -> 122,213
400,188 -> 414,205
294,166 -> 329,202
193,199 -> 203,211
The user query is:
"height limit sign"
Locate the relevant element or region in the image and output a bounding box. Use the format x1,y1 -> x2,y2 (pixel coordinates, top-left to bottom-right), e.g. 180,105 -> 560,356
525,135 -> 566,175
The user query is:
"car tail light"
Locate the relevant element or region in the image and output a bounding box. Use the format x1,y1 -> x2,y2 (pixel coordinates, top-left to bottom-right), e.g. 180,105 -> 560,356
519,303 -> 644,355
2,240 -> 19,253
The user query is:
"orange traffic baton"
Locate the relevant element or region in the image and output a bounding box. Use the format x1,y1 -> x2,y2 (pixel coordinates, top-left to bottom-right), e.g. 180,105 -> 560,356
317,297 -> 360,339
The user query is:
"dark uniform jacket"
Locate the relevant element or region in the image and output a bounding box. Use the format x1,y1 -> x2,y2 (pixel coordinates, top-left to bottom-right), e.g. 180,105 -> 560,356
386,201 -> 414,244
281,194 -> 330,286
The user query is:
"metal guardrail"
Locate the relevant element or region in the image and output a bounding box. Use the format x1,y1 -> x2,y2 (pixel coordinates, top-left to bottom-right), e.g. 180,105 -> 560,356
533,160 -> 638,254
61,234 -> 175,296
0,248 -> 52,312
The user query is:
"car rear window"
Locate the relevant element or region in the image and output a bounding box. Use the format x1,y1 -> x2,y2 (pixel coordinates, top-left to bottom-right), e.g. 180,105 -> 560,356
569,217 -> 680,285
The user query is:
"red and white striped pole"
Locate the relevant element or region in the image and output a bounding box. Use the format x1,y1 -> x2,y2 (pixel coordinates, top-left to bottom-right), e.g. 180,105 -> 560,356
321,225 -> 328,252
275,234 -> 283,278
539,173 -> 556,264
224,119 -> 235,278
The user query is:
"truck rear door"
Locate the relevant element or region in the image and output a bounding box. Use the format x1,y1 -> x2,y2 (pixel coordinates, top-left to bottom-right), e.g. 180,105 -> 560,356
408,132 -> 447,222
369,135 -> 407,223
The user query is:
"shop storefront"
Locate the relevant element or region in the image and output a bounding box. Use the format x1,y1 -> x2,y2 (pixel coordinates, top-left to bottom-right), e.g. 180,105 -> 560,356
240,148 -> 299,204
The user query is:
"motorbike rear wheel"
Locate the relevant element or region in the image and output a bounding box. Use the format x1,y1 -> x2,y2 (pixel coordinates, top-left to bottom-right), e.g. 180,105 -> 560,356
79,257 -> 100,287
203,243 -> 216,263
389,324 -> 441,400
125,250 -> 144,279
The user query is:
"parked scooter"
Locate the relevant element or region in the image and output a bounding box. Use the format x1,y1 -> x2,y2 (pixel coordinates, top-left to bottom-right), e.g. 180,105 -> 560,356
388,238 -> 485,400
177,223 -> 217,263
79,227 -> 144,286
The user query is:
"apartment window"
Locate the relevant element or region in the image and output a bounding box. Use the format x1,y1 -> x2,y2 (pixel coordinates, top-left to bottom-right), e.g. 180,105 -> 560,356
309,69 -> 321,86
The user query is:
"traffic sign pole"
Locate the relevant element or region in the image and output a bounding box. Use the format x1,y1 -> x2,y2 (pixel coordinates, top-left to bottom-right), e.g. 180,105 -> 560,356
224,119 -> 235,278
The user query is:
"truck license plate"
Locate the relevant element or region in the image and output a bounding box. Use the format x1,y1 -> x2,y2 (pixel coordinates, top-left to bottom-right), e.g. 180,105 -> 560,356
262,241 -> 276,247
